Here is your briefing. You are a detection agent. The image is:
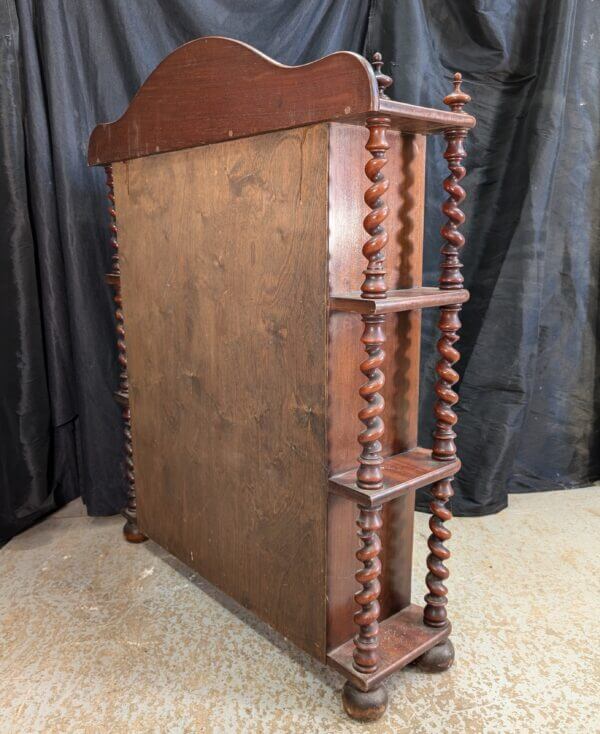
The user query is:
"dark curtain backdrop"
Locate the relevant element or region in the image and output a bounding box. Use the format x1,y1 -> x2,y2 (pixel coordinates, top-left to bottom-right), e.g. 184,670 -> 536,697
1,0 -> 598,542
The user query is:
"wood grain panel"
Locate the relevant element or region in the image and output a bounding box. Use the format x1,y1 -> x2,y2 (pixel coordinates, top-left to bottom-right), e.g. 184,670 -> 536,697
113,125 -> 329,661
326,124 -> 427,650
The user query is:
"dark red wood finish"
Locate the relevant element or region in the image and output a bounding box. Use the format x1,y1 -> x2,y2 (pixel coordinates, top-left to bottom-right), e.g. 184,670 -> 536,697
88,37 -> 474,167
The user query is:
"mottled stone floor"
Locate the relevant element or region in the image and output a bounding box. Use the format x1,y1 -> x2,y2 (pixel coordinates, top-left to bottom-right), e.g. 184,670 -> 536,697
0,488 -> 598,733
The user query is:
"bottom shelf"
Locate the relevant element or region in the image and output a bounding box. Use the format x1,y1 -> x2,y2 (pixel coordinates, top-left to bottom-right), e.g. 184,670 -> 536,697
327,604 -> 449,691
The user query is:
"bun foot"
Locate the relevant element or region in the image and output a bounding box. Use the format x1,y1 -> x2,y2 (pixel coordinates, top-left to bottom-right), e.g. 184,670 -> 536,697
416,638 -> 455,672
123,517 -> 147,543
342,681 -> 388,722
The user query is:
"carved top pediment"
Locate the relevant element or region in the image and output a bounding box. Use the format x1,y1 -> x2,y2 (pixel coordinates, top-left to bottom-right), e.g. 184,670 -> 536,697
88,36 -> 475,165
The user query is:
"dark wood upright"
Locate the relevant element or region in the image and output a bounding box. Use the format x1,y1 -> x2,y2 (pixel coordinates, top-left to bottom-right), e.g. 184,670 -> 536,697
89,37 -> 474,721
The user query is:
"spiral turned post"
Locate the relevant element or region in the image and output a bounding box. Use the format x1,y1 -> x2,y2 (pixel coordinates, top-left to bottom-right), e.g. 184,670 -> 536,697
423,477 -> 454,627
357,115 -> 390,492
341,54 -> 395,724
104,165 -> 146,544
353,116 -> 390,672
353,504 -> 383,672
423,73 -> 470,632
360,116 -> 390,301
439,73 -> 470,293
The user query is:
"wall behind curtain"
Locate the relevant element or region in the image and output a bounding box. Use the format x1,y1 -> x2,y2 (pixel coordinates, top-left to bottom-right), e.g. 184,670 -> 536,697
1,0 -> 598,541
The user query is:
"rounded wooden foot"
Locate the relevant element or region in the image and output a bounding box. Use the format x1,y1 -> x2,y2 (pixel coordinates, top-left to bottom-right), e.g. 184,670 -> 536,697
416,638 -> 455,672
342,681 -> 388,722
123,518 -> 147,543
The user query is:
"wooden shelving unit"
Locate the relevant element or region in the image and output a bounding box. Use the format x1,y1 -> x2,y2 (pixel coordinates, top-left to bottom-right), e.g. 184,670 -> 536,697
88,37 -> 474,722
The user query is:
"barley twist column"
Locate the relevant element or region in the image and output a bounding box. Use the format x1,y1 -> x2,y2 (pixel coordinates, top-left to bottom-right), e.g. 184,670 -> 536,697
418,73 -> 470,672
104,165 -> 146,543
353,114 -> 390,667
342,54 -> 392,724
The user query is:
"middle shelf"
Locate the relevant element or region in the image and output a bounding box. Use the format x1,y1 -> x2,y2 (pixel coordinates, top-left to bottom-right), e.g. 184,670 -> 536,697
329,447 -> 460,506
330,286 -> 469,314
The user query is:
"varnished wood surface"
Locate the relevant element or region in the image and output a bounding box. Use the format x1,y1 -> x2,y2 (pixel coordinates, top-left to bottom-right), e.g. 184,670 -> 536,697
113,125 -> 329,661
326,124 -> 426,651
89,36 -> 376,166
329,448 -> 461,506
330,287 -> 470,314
88,37 -> 475,166
327,604 -> 450,691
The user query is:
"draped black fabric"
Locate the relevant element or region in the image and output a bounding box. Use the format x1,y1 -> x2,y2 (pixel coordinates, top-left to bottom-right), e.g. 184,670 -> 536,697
366,0 -> 600,514
1,0 -> 598,541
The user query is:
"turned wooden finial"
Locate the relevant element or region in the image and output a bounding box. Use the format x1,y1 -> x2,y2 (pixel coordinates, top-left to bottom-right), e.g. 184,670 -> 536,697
371,52 -> 392,99
444,72 -> 471,113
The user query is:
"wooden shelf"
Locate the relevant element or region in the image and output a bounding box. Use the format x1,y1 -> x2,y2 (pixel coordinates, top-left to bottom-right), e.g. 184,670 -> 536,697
330,287 -> 469,314
105,272 -> 120,286
348,98 -> 476,135
327,604 -> 450,691
381,97 -> 475,132
329,447 -> 460,506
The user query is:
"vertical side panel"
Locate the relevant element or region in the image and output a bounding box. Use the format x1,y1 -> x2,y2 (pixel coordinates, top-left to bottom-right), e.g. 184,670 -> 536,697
326,124 -> 427,650
113,125 -> 330,661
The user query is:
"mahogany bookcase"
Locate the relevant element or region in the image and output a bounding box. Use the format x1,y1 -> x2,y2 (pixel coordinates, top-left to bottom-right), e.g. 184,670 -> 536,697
88,36 -> 474,722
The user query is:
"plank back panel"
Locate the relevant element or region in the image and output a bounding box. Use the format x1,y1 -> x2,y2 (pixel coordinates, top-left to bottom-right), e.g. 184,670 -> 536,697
326,125 -> 427,650
113,125 -> 329,661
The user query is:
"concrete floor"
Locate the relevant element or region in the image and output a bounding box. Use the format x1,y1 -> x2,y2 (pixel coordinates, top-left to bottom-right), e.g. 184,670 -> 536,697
0,489 -> 598,733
